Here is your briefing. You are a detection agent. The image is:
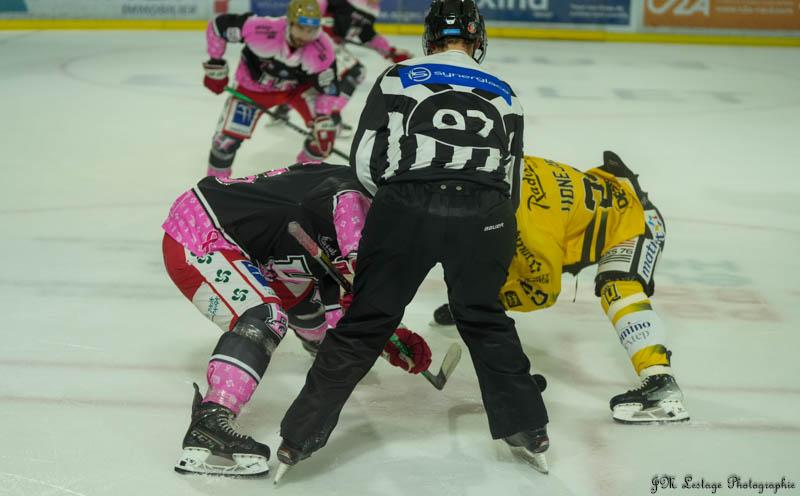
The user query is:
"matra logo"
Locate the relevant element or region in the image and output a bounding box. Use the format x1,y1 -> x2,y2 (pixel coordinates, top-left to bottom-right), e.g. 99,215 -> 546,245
647,0 -> 709,16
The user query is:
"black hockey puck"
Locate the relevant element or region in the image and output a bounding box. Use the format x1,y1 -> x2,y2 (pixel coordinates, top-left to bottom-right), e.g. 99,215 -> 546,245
432,303 -> 455,326
531,373 -> 547,392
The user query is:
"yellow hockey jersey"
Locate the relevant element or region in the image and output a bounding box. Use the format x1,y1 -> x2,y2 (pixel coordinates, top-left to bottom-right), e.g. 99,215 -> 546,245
500,155 -> 646,312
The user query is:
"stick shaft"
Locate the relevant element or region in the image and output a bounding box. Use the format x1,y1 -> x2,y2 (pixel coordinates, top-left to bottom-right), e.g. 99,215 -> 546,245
223,87 -> 349,160
286,221 -> 456,388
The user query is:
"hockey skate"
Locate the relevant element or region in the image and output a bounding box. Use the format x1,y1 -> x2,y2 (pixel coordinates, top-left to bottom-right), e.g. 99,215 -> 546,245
264,104 -> 291,127
504,427 -> 550,474
300,337 -> 321,357
430,303 -> 455,327
610,370 -> 689,424
273,438 -> 312,484
174,383 -> 270,477
330,112 -> 353,139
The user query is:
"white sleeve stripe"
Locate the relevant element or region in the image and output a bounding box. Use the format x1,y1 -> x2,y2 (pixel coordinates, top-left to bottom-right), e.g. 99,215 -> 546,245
354,130 -> 379,196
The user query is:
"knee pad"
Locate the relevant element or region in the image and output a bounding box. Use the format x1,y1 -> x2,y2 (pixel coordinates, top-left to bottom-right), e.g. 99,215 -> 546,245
595,207 -> 666,297
231,303 -> 288,356
206,304 -> 288,400
209,132 -> 243,169
339,62 -> 365,98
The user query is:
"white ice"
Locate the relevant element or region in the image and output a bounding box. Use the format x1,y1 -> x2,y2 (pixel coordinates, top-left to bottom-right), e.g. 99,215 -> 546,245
1,30 -> 799,496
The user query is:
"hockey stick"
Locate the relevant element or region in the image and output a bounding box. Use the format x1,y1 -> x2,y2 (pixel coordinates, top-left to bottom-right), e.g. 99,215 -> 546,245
286,221 -> 462,390
223,87 -> 349,160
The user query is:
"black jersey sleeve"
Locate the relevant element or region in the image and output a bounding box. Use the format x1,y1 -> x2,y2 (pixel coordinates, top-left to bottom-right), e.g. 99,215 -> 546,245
507,113 -> 525,209
328,0 -> 378,44
211,13 -> 254,42
310,55 -> 340,98
349,66 -> 392,196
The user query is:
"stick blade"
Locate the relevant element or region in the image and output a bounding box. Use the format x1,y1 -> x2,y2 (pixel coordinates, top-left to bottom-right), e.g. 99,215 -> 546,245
440,343 -> 462,380
425,343 -> 462,390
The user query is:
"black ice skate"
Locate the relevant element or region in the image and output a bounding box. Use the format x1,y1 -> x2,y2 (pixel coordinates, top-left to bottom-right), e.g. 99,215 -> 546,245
504,427 -> 550,474
264,104 -> 291,127
273,438 -> 313,484
174,383 -> 270,477
610,371 -> 689,424
331,112 -> 353,139
299,337 -> 321,357
431,303 -> 456,326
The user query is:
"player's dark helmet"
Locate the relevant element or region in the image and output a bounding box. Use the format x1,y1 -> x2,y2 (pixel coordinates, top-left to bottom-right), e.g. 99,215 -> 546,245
422,0 -> 487,64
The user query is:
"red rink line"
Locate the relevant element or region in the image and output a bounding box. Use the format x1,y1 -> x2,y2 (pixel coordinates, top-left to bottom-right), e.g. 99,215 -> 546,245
2,357 -> 799,396
1,394 -> 799,436
668,216 -> 800,235
0,395 -> 186,410
0,358 -> 188,373
0,203 -> 798,236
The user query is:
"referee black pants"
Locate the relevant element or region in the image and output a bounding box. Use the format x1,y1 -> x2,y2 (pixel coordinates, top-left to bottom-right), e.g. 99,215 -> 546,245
280,181 -> 548,452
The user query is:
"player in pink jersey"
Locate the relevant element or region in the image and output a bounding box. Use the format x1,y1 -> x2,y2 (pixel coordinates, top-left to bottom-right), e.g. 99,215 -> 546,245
202,0 -> 341,178
165,163 -> 433,477
271,0 -> 412,135
321,0 -> 411,131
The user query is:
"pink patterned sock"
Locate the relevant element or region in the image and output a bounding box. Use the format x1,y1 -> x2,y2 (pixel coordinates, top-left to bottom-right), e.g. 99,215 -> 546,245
203,359 -> 258,415
207,166 -> 232,178
296,149 -> 322,164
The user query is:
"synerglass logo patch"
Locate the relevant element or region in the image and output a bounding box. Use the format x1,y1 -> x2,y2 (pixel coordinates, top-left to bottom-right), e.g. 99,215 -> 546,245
398,64 -> 512,104
408,67 -> 432,83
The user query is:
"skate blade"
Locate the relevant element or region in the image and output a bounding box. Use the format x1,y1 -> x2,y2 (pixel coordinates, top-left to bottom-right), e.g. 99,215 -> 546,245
510,446 -> 549,474
273,462 -> 292,485
174,447 -> 269,478
428,319 -> 456,328
612,400 -> 690,424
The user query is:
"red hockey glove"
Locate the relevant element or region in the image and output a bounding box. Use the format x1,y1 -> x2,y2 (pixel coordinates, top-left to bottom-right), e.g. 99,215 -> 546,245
386,47 -> 412,63
303,115 -> 338,159
339,292 -> 353,312
383,328 -> 432,374
203,58 -> 229,95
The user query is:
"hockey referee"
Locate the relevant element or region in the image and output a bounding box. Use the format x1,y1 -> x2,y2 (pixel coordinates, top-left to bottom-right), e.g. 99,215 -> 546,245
276,0 -> 550,475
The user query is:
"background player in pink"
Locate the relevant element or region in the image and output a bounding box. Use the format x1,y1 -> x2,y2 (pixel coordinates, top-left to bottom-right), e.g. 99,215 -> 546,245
320,0 -> 411,131
202,0 -> 341,178
272,0 -> 412,134
162,163 -> 432,477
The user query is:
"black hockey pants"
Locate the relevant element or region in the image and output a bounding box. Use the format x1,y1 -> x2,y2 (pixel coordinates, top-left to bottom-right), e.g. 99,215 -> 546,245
280,181 -> 549,452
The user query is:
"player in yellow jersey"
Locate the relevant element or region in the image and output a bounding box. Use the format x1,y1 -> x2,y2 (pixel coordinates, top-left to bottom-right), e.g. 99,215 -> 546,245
432,151 -> 688,424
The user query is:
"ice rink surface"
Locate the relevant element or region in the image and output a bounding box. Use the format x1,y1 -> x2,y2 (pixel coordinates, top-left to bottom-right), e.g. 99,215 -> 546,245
1,30 -> 799,496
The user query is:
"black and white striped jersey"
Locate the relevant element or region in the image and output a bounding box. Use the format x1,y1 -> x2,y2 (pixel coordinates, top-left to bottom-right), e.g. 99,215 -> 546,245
349,49 -> 525,204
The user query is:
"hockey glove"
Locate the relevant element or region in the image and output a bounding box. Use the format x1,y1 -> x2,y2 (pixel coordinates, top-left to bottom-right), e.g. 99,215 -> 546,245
308,115 -> 336,158
203,58 -> 229,94
386,47 -> 412,63
383,327 -> 432,374
339,292 -> 353,313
